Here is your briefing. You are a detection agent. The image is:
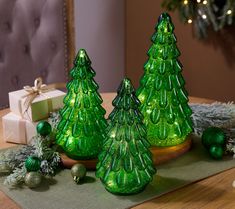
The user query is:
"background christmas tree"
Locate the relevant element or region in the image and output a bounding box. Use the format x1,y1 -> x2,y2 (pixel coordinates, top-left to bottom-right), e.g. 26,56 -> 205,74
96,78 -> 156,195
56,49 -> 107,159
136,13 -> 193,147
162,0 -> 235,38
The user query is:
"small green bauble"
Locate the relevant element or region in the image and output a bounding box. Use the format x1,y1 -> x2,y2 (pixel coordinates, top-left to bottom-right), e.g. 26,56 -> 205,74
71,164 -> 86,184
25,172 -> 42,188
25,156 -> 41,172
209,145 -> 224,160
202,127 -> 226,149
37,121 -> 52,136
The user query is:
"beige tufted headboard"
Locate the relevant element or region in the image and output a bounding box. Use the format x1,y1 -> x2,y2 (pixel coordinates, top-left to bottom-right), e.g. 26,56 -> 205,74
0,0 -> 75,109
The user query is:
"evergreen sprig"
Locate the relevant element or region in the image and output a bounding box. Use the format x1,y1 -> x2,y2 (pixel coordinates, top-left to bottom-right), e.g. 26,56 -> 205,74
48,111 -> 61,133
4,167 -> 27,187
0,135 -> 61,187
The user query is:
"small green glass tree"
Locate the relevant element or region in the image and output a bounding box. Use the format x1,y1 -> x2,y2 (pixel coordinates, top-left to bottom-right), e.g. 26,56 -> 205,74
136,13 -> 193,147
56,49 -> 107,159
96,78 -> 156,195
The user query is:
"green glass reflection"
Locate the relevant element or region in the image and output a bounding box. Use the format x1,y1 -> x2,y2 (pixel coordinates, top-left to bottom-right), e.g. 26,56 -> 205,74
56,49 -> 107,159
136,13 -> 193,147
96,78 -> 156,195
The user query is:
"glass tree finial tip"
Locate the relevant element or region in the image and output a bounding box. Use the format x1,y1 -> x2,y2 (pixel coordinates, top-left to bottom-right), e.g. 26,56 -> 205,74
158,12 -> 171,22
123,77 -> 131,86
118,77 -> 135,95
74,48 -> 91,64
78,49 -> 88,58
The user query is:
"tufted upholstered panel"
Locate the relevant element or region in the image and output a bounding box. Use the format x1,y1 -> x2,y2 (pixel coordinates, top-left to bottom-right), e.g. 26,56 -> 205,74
0,0 -> 74,109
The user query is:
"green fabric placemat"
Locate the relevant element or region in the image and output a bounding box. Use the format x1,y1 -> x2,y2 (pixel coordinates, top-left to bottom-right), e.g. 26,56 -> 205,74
0,136 -> 234,209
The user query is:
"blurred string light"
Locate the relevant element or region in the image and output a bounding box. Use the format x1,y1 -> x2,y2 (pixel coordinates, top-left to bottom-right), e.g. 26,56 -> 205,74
187,19 -> 193,24
202,14 -> 207,19
183,0 -> 188,5
227,10 -> 232,15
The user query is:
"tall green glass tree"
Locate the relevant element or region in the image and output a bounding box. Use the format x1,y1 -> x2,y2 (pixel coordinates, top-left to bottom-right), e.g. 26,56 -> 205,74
56,49 -> 107,159
136,13 -> 193,147
96,78 -> 156,195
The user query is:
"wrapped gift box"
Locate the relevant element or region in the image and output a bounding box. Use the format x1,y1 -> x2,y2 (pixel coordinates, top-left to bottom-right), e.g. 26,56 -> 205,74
2,112 -> 38,144
9,89 -> 65,122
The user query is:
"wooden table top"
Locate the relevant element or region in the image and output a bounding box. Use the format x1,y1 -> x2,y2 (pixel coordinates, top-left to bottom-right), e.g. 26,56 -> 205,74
0,93 -> 235,209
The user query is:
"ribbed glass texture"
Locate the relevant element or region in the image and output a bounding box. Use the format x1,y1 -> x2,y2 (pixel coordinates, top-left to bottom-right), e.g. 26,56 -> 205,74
96,78 -> 156,195
56,49 -> 107,159
136,13 -> 193,147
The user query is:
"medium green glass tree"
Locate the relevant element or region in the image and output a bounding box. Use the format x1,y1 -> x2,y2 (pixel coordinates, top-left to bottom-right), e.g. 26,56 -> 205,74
96,78 -> 156,195
56,49 -> 107,159
136,13 -> 193,147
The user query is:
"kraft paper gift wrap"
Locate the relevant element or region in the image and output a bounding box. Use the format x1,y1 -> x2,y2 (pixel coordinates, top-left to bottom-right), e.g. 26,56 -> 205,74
2,112 -> 38,144
9,89 -> 65,122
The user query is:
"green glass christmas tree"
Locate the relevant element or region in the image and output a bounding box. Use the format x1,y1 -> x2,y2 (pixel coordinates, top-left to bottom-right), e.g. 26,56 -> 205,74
96,78 -> 156,195
56,49 -> 107,159
136,13 -> 193,147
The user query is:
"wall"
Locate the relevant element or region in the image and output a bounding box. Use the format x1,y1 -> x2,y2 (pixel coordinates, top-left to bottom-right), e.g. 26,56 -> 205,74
74,0 -> 125,92
126,0 -> 235,102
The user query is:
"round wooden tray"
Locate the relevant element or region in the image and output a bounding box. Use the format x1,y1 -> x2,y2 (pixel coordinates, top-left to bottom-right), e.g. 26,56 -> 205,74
150,137 -> 192,165
61,137 -> 192,170
60,154 -> 98,170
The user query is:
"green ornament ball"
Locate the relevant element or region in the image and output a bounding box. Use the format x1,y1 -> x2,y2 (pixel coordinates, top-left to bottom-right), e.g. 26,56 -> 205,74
201,127 -> 226,149
37,121 -> 52,136
25,172 -> 42,188
209,145 -> 224,160
25,156 -> 41,172
71,164 -> 86,184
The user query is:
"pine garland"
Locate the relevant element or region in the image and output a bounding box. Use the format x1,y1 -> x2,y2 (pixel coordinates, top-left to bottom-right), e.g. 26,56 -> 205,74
190,102 -> 235,136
